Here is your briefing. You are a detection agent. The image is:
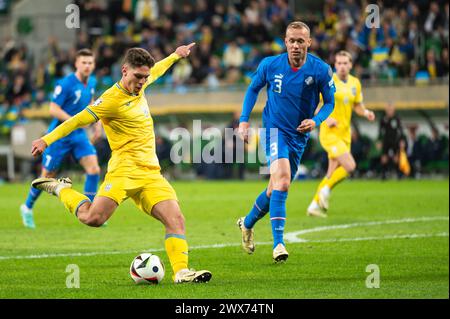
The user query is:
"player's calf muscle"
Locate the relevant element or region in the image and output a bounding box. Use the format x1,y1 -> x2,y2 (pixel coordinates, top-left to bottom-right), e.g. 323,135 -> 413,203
158,212 -> 185,234
165,216 -> 185,234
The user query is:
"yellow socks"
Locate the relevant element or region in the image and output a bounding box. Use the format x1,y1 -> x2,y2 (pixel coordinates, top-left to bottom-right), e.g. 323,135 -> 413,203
59,188 -> 90,215
314,167 -> 349,202
165,234 -> 189,278
313,177 -> 330,203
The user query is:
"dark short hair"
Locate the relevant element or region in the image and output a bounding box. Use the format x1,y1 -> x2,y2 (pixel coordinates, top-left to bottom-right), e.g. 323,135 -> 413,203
75,48 -> 94,59
122,47 -> 155,68
286,21 -> 311,36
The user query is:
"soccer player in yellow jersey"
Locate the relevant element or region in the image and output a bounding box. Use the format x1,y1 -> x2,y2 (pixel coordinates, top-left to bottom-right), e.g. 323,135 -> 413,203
307,51 -> 376,217
30,45 -> 212,283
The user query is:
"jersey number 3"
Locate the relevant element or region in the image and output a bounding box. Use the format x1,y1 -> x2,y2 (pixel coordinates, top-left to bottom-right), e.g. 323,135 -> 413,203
274,75 -> 283,94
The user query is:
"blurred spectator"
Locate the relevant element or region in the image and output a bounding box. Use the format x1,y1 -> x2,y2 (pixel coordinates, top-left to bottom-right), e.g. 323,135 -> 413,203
378,102 -> 405,179
206,55 -> 224,89
222,111 -> 246,180
79,0 -> 107,38
194,0 -> 212,26
96,46 -> 116,76
188,57 -> 208,85
441,48 -> 449,77
427,126 -> 447,163
0,0 -> 448,120
223,41 -> 244,69
406,124 -> 423,178
172,59 -> 192,90
6,74 -> 31,106
135,0 -> 159,25
245,1 -> 260,25
351,129 -> 372,176
424,2 -> 446,34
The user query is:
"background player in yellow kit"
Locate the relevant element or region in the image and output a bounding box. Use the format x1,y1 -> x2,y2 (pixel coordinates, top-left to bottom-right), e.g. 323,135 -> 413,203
307,50 -> 376,217
30,44 -> 212,284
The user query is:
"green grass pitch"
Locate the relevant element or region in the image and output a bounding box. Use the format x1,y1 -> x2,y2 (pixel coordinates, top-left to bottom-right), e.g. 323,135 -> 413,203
0,179 -> 448,299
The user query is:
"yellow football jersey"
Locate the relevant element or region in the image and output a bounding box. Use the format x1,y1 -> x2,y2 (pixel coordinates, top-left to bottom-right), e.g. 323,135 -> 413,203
319,73 -> 363,144
86,53 -> 180,176
42,53 -> 181,177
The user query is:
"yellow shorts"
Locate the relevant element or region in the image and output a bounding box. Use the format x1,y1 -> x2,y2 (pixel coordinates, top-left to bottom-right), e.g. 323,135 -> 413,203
97,170 -> 178,215
320,135 -> 351,159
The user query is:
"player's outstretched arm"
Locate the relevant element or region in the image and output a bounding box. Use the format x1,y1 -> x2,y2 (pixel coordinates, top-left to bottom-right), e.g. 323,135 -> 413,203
31,109 -> 96,157
146,43 -> 196,87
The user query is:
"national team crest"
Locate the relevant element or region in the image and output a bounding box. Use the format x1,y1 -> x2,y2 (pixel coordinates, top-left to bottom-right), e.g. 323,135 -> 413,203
93,98 -> 102,106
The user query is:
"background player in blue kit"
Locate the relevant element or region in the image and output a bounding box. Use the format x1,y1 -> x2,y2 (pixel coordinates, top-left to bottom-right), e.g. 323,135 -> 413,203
20,49 -> 102,229
237,21 -> 336,262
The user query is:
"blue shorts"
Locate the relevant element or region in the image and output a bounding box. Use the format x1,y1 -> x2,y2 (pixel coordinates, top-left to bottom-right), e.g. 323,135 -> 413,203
42,130 -> 97,172
261,128 -> 306,181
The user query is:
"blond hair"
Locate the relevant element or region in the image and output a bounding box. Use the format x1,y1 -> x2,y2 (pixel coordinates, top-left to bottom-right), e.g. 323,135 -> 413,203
286,21 -> 310,35
335,50 -> 353,63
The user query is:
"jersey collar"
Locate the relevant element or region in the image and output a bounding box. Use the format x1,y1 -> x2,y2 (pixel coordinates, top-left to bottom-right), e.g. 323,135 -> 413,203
115,81 -> 138,96
286,53 -> 309,72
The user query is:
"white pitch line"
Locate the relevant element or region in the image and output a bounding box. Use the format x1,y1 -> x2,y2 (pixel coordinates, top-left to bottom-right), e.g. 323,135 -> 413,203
301,232 -> 449,244
0,216 -> 448,261
284,216 -> 449,242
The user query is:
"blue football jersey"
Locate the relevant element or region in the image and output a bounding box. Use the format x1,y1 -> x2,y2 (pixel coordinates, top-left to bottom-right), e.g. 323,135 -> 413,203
241,53 -> 335,142
48,73 -> 96,135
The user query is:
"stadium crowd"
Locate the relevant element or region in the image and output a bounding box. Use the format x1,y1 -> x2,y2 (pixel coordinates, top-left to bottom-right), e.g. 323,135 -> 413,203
0,0 -> 448,179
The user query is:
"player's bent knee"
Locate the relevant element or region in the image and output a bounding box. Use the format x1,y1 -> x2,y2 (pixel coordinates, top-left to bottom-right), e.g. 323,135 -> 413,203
86,165 -> 101,175
274,178 -> 291,192
346,162 -> 356,173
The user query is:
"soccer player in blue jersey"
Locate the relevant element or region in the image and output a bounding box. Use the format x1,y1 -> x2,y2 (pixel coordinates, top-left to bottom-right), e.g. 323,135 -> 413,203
20,49 -> 102,228
237,21 -> 336,262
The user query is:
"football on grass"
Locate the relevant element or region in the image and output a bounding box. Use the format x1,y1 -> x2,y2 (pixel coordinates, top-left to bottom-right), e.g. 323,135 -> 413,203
130,253 -> 165,284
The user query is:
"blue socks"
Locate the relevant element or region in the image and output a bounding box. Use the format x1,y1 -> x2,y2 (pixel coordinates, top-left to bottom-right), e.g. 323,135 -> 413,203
84,174 -> 99,202
269,190 -> 288,248
244,189 -> 270,229
243,188 -> 288,249
25,187 -> 42,209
